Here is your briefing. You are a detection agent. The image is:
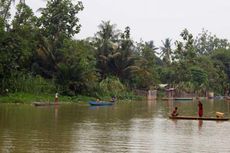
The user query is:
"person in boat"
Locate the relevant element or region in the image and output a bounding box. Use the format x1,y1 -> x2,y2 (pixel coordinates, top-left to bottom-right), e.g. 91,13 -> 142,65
96,99 -> 101,103
110,96 -> 116,102
197,97 -> 203,117
54,92 -> 59,104
171,107 -> 179,116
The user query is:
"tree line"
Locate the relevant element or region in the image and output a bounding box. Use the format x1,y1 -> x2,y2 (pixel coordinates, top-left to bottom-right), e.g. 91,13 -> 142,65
1,0 -> 230,98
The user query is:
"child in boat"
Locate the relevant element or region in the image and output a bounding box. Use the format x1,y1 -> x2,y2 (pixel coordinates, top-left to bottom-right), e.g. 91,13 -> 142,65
110,96 -> 116,102
171,107 -> 179,116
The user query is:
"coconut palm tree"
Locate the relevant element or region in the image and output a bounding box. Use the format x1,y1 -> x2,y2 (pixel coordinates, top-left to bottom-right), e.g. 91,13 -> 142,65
94,21 -> 120,77
94,22 -> 143,85
160,38 -> 172,65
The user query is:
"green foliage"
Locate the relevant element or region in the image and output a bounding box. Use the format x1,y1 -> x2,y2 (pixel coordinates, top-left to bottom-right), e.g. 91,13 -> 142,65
94,21 -> 155,89
211,48 -> 230,79
210,49 -> 230,93
189,66 -> 208,91
176,81 -> 195,93
110,27 -> 140,83
158,66 -> 175,84
0,92 -> 71,104
134,41 -> 160,89
33,0 -> 84,80
0,32 -> 23,93
0,17 -> 4,33
0,3 -> 37,94
98,76 -> 126,98
195,29 -> 230,55
12,3 -> 37,28
56,39 -> 98,95
0,0 -> 12,24
11,3 -> 37,71
94,21 -> 120,78
11,73 -> 56,94
1,2 -> 230,99
39,0 -> 84,39
160,38 -> 172,65
174,29 -> 196,62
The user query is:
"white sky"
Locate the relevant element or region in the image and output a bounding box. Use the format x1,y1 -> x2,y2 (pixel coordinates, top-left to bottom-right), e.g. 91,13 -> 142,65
24,0 -> 230,46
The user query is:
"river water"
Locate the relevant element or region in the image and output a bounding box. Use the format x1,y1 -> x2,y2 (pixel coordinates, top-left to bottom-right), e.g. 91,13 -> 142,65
0,99 -> 230,153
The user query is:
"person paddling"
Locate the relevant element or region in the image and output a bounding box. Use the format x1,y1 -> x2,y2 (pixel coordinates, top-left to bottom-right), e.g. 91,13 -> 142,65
171,107 -> 179,116
110,96 -> 116,102
197,97 -> 203,117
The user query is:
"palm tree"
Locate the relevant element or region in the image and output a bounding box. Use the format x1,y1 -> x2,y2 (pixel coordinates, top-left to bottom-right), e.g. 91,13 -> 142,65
160,38 -> 172,65
94,22 -> 143,84
94,21 -> 120,77
32,33 -> 59,78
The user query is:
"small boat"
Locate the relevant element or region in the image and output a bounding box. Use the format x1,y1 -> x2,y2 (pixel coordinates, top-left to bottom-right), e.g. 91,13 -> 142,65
33,102 -> 58,106
174,97 -> 193,101
225,96 -> 230,100
169,115 -> 230,121
162,97 -> 193,101
161,97 -> 174,100
88,101 -> 114,106
213,96 -> 224,100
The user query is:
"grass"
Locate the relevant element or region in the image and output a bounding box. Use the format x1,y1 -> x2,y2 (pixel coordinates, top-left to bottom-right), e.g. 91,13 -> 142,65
0,92 -> 96,104
0,91 -> 144,104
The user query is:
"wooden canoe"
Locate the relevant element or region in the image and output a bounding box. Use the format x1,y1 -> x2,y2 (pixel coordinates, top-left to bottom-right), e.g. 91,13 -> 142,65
161,97 -> 174,100
88,101 -> 114,106
33,102 -> 58,106
174,97 -> 193,101
169,115 -> 230,121
162,97 -> 193,101
225,96 -> 230,100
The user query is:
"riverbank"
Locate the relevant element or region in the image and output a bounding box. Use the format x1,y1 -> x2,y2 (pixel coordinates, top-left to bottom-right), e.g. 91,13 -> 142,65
0,92 -> 143,104
0,93 -> 94,104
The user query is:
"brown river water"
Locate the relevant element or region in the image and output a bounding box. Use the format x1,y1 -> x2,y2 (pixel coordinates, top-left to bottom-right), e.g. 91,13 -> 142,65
0,99 -> 230,153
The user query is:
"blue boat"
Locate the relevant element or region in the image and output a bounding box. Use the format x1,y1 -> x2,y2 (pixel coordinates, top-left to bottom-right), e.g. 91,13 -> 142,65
88,101 -> 114,106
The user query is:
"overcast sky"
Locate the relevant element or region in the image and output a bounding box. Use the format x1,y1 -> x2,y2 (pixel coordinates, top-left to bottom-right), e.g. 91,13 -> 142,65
24,0 -> 230,46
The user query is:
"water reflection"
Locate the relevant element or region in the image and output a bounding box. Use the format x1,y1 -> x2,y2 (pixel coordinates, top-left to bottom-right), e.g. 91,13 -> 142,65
0,100 -> 230,152
198,120 -> 203,130
54,105 -> 59,123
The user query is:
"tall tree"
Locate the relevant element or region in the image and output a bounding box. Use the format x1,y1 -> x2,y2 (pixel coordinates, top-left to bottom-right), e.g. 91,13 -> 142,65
11,3 -> 37,71
110,26 -> 138,81
39,0 -> 83,42
135,40 -> 160,89
93,21 -> 120,78
211,49 -> 230,93
174,29 -> 196,62
160,38 -> 172,65
0,31 -> 23,92
56,39 -> 98,95
35,0 -> 84,78
0,0 -> 25,28
194,29 -> 230,55
0,0 -> 14,26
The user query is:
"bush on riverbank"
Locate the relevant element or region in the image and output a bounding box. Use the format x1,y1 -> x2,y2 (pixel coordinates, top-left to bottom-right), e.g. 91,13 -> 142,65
0,92 -> 143,104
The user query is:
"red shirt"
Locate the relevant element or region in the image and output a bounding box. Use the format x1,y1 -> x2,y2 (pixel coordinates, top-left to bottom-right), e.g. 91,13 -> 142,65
198,102 -> 203,117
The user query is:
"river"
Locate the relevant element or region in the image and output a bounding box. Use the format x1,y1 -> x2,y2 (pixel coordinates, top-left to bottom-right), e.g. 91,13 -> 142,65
0,99 -> 230,153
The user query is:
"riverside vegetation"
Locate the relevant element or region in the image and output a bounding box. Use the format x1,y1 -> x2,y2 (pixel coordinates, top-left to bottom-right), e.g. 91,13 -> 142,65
1,1 -> 230,103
